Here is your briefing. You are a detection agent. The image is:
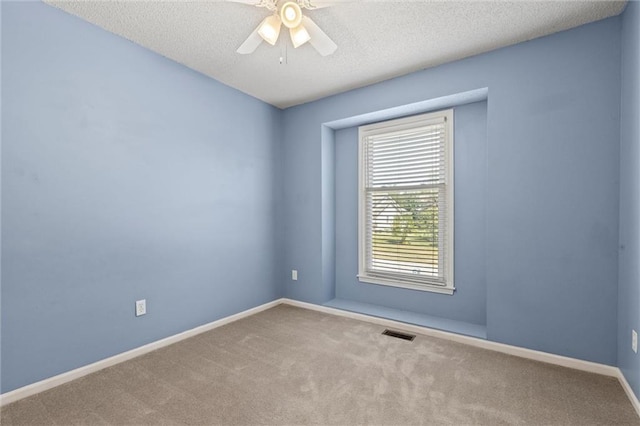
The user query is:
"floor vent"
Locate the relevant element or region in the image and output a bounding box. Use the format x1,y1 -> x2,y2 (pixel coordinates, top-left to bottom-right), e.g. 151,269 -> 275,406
382,329 -> 416,341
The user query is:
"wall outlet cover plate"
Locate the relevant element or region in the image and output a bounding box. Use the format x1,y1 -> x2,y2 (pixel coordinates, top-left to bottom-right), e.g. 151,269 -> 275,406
136,299 -> 147,317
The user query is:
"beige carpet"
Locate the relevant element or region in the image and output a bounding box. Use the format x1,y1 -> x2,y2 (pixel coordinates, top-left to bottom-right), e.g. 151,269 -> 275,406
2,304 -> 639,425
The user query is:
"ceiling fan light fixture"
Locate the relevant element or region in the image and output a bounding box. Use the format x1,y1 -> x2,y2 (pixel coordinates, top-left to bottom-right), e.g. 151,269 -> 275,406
280,1 -> 303,29
258,15 -> 282,45
290,24 -> 311,48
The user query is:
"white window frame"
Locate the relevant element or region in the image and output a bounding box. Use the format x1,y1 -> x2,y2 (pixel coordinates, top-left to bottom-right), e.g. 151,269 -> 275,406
357,109 -> 455,295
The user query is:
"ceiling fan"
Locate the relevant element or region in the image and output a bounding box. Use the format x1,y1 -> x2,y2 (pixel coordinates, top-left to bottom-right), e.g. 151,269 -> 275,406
230,0 -> 338,56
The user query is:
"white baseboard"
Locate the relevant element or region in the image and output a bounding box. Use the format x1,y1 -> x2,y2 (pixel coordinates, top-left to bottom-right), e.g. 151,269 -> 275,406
2,296 -> 638,419
617,369 -> 640,418
0,298 -> 284,407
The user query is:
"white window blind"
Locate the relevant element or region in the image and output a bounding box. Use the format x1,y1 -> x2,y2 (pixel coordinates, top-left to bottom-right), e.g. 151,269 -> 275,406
358,110 -> 454,294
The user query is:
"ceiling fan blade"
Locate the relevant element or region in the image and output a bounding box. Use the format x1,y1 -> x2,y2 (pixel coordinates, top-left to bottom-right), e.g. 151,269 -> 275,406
302,16 -> 337,56
237,24 -> 264,54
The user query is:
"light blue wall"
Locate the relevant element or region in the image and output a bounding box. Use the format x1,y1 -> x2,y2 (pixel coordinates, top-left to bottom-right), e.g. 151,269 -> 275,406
618,0 -> 640,400
281,17 -> 622,365
1,2 -> 281,393
334,102 -> 487,325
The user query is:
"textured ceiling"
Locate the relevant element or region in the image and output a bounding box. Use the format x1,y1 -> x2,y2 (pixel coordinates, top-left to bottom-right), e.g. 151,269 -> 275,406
45,0 -> 626,109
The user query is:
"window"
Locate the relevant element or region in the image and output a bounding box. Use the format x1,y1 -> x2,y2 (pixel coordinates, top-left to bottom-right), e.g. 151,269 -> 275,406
358,109 -> 454,294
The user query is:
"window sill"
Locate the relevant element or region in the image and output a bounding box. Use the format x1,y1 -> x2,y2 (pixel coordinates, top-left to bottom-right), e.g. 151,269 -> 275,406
357,275 -> 455,295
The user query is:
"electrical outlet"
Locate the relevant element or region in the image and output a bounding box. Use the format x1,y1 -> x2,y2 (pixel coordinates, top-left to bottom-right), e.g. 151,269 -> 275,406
632,329 -> 637,354
135,299 -> 147,317
292,270 -> 298,281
